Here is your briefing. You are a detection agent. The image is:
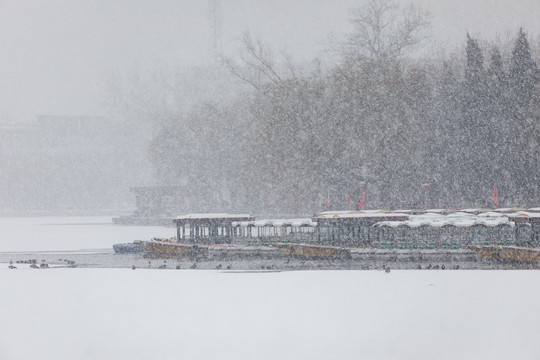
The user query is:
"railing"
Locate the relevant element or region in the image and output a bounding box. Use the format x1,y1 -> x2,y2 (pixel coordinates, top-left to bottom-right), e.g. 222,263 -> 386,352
176,223 -> 539,250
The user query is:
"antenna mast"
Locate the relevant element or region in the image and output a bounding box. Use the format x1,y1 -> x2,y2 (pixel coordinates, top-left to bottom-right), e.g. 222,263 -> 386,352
208,0 -> 223,62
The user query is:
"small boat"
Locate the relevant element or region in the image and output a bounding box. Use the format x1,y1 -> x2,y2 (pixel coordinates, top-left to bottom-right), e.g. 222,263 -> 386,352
468,245 -> 540,262
275,243 -> 351,259
113,240 -> 143,254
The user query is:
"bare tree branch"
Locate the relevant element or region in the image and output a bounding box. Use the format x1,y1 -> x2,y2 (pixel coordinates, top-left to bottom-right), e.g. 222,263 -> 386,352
223,31 -> 302,97
345,0 -> 431,61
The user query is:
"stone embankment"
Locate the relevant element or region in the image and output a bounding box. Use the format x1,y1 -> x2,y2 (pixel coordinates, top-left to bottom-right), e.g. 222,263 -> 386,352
3,247 -> 540,270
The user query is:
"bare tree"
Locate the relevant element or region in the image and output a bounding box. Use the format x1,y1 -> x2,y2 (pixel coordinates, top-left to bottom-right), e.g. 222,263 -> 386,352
223,32 -> 299,96
344,0 -> 431,61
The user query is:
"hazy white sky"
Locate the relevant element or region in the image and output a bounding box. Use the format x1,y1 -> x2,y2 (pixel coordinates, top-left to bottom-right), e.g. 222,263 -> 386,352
0,0 -> 539,122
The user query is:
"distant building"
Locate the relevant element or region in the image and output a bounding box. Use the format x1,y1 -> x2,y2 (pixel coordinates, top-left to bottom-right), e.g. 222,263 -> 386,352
0,115 -> 152,214
113,186 -> 188,226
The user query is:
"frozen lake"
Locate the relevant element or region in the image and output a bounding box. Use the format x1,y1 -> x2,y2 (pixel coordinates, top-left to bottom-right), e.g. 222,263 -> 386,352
1,268 -> 540,360
0,216 -> 175,252
1,217 -> 540,360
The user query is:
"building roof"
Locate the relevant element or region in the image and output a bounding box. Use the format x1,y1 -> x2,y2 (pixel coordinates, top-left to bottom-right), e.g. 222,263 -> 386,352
314,210 -> 409,223
374,212 -> 513,228
174,213 -> 255,224
232,218 -> 317,227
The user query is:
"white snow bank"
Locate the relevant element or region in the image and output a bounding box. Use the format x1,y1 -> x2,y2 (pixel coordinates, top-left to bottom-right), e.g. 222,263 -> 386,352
1,269 -> 539,360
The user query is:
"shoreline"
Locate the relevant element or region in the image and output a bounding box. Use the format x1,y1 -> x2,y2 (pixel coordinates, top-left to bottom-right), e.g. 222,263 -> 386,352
2,247 -> 540,270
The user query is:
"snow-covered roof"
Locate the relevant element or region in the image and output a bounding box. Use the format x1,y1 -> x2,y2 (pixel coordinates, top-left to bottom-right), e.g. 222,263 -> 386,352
233,218 -> 317,227
174,213 -> 255,223
374,212 -> 513,228
477,212 -> 505,217
493,208 -> 527,213
397,209 -> 465,214
423,209 -> 453,213
315,210 -> 409,219
172,210 -> 540,226
460,208 -> 486,213
317,208 -> 540,217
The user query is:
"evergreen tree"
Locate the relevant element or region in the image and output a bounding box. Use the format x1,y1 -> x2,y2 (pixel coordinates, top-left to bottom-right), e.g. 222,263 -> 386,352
509,28 -> 538,109
486,47 -> 505,102
460,34 -> 489,205
465,34 -> 485,86
432,61 -> 462,207
485,47 -> 509,200
508,29 -> 540,205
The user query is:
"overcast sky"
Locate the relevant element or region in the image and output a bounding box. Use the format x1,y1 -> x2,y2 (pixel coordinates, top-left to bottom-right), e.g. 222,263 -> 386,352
1,0 -> 539,123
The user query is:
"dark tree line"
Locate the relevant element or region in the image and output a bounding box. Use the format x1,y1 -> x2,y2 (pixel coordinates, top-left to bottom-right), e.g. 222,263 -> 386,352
437,29 -> 540,208
140,2 -> 539,216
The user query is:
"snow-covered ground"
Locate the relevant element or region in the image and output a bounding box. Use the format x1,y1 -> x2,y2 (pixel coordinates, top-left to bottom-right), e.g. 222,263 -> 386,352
1,269 -> 539,360
0,216 -> 175,252
1,217 -> 539,360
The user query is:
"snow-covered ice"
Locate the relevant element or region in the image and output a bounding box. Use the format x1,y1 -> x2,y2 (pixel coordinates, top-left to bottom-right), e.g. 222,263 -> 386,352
1,217 -> 539,360
1,269 -> 539,360
0,216 -> 175,252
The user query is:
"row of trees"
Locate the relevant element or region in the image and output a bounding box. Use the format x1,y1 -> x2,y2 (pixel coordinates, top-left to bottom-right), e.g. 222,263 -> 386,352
123,0 -> 540,216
